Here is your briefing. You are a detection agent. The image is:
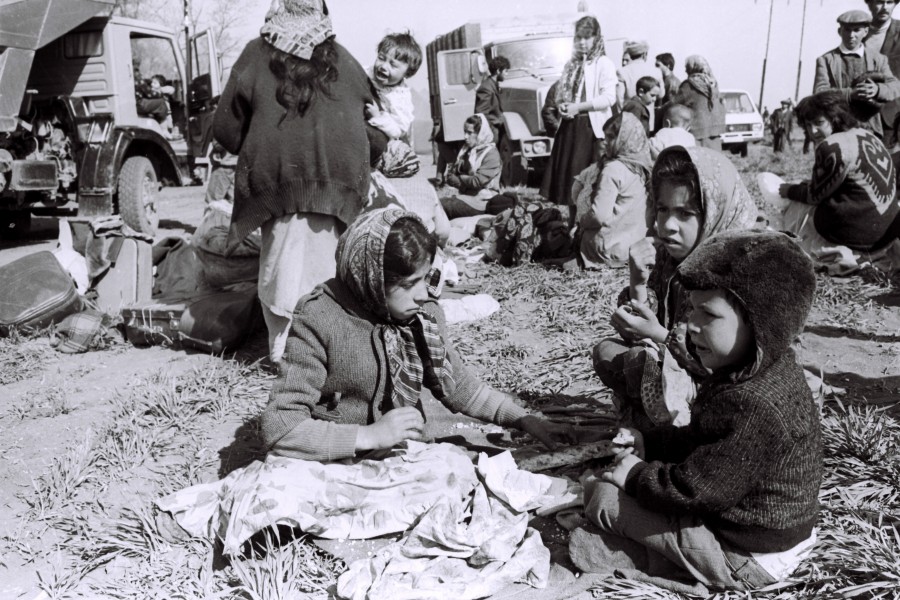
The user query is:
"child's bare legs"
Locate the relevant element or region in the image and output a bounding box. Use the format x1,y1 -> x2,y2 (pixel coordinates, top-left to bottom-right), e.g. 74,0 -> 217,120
572,480 -> 776,592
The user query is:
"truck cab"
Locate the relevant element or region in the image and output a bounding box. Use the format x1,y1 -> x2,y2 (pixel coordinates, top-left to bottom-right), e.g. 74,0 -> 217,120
427,14 -> 580,186
0,0 -> 220,236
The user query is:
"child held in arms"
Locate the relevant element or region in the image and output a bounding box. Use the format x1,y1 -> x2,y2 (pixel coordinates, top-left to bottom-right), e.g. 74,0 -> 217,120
649,103 -> 696,159
571,229 -> 822,595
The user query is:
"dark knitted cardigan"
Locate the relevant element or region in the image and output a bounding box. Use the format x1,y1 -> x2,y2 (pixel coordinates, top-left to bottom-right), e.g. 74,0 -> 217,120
214,38 -> 373,253
624,230 -> 823,554
259,278 -> 527,462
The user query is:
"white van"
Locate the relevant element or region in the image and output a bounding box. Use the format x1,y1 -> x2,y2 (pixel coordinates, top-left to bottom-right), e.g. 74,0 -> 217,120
720,89 -> 764,157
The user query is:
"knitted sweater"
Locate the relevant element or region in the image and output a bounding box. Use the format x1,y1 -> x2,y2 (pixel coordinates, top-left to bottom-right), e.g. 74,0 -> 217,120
625,351 -> 822,553
214,39 -> 373,253
786,128 -> 899,250
260,278 -> 528,462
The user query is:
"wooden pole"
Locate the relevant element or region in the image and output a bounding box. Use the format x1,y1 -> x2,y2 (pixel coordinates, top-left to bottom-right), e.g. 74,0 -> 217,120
759,0 -> 775,110
795,0 -> 808,100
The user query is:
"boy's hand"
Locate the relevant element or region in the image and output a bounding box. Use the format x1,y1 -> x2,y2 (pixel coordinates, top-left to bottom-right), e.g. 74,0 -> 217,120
357,407 -> 424,450
516,415 -> 577,451
853,80 -> 878,100
611,301 -> 667,343
365,102 -> 381,119
601,449 -> 644,489
611,427 -> 645,459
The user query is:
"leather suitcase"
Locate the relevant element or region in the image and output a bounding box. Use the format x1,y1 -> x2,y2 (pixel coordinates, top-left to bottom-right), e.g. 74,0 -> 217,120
0,251 -> 83,335
94,237 -> 153,312
122,287 -> 261,354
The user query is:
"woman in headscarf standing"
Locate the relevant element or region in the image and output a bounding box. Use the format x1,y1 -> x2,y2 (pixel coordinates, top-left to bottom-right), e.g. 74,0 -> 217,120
572,112 -> 653,269
544,15 -> 618,207
673,55 -> 726,150
213,0 -> 373,364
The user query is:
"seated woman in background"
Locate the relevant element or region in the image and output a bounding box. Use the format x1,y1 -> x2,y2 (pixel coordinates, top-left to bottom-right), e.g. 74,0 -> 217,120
439,113 -> 502,219
572,112 -> 652,269
778,90 -> 900,275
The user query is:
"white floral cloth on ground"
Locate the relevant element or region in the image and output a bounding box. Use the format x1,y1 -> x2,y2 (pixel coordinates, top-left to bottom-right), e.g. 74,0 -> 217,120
337,449 -> 572,600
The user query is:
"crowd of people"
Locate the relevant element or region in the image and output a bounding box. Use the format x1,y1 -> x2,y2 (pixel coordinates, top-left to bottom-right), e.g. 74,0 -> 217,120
150,0 -> 900,596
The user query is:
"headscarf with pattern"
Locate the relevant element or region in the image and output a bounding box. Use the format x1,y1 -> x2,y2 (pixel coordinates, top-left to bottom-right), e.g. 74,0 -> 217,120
684,55 -> 719,111
336,208 -> 451,410
604,112 -> 653,181
555,17 -> 607,105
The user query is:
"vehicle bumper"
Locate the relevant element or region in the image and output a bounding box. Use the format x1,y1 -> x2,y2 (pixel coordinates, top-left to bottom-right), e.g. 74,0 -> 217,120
720,132 -> 763,146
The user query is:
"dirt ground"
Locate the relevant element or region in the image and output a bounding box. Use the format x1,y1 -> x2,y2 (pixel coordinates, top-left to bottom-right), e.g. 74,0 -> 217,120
0,143 -> 898,598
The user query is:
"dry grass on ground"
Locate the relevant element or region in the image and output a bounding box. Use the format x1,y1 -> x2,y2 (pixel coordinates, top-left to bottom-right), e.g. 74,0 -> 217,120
0,139 -> 898,599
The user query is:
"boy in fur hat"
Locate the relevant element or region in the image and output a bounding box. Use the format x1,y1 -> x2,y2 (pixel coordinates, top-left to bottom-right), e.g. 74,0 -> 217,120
571,230 -> 823,594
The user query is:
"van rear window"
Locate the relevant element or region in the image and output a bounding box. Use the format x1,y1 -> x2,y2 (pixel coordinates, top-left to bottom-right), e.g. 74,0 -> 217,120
64,32 -> 103,58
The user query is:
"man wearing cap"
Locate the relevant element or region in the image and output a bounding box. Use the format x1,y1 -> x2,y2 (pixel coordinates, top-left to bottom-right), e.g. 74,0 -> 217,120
864,0 -> 900,144
813,9 -> 900,140
616,40 -> 664,110
770,98 -> 794,153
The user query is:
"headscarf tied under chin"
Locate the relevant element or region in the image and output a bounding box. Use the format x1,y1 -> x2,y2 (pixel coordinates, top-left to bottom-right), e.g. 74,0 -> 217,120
556,19 -> 606,105
336,208 -> 452,409
455,113 -> 496,174
684,55 -> 719,111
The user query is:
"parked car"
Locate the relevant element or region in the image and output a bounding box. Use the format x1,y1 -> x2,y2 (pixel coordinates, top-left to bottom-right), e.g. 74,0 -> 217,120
720,89 -> 764,157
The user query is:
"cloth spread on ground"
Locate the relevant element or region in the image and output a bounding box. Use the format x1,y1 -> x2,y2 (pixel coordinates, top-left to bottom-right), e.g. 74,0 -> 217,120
336,446 -> 573,600
483,199 -> 572,267
50,309 -> 118,353
156,441 -> 571,599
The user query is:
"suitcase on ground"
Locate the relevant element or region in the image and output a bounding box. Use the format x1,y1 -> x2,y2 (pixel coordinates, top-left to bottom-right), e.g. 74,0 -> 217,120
122,287 -> 261,354
0,251 -> 83,336
94,237 -> 153,312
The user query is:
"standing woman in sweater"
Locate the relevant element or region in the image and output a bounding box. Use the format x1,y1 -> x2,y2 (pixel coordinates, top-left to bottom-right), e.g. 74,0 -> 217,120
673,55 -> 726,150
214,0 -> 372,363
544,15 -> 618,207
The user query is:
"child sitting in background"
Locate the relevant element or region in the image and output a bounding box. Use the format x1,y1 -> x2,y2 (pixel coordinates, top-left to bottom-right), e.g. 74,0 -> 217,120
572,229 -> 822,596
621,75 -> 662,135
572,112 -> 652,269
592,146 -> 758,430
649,103 -> 696,159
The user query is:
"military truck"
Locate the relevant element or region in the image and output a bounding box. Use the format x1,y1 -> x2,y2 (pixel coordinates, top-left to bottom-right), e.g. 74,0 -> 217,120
426,14 -> 582,186
0,0 -> 221,236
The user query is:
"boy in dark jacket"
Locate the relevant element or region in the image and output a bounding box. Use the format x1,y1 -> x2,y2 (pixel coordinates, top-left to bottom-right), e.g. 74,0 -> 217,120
571,230 -> 822,594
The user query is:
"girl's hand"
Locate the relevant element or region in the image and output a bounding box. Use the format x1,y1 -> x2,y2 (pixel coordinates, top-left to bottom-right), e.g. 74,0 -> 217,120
357,407 -> 425,451
365,102 -> 381,119
628,237 -> 657,285
611,301 -> 668,343
559,102 -> 577,119
516,415 -> 577,451
601,449 -> 644,489
778,183 -> 793,198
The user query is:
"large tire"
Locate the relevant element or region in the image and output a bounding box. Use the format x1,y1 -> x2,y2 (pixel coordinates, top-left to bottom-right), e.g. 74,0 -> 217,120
118,156 -> 160,235
499,135 -> 528,187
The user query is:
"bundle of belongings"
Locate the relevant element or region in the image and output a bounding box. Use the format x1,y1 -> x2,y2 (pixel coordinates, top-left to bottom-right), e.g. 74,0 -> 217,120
1,210 -> 263,355
482,193 -> 574,267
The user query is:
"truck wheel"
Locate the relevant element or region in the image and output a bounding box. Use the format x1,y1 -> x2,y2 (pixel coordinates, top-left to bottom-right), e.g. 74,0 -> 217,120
0,211 -> 31,238
739,143 -> 749,158
499,136 -> 527,187
118,156 -> 160,235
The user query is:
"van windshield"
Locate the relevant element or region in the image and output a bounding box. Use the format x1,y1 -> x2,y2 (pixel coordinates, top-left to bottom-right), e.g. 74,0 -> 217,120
724,93 -> 756,114
492,37 -> 572,78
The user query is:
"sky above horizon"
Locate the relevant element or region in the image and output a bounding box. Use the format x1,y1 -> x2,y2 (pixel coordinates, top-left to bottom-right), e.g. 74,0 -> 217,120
230,0 -> 890,147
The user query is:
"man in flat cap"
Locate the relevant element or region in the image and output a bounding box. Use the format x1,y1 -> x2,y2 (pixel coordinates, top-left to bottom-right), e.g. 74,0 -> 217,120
617,40 -> 664,110
863,0 -> 900,144
814,9 -> 900,140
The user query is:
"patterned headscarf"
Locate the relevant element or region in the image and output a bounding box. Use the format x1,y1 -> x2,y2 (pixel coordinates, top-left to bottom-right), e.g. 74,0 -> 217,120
555,17 -> 606,105
684,55 -> 719,111
604,112 -> 653,181
336,208 -> 451,409
261,0 -> 333,60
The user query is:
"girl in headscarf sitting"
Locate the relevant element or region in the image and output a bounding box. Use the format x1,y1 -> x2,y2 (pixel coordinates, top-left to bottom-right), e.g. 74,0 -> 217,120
544,15 -> 618,207
155,208 -> 572,553
572,112 -> 653,269
593,146 -> 759,430
673,55 -> 726,150
439,113 -> 502,219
